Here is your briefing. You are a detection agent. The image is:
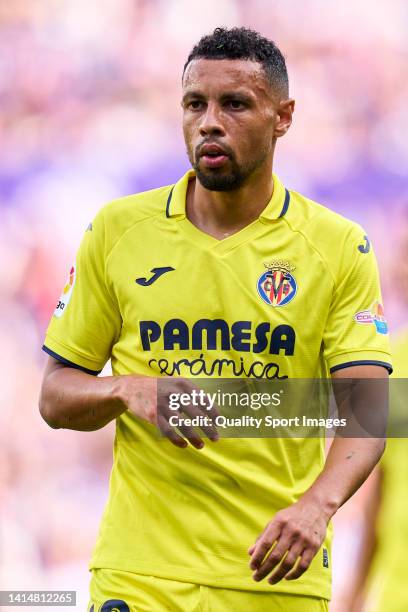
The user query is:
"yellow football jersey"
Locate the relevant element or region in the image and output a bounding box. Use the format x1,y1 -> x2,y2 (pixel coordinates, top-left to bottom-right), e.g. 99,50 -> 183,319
43,170 -> 391,600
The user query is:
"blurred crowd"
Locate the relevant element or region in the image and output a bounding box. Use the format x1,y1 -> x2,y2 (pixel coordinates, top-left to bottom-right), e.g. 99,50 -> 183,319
1,1 -> 407,610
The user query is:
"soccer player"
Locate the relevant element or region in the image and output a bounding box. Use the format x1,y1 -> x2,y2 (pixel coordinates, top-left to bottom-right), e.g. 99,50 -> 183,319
39,27 -> 391,611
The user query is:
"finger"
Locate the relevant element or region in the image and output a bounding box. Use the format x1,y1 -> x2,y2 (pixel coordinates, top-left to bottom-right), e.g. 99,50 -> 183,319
248,532 -> 262,555
200,423 -> 219,442
157,414 -> 188,448
158,394 -> 204,422
177,380 -> 222,418
176,423 -> 205,449
158,379 -> 221,433
284,548 -> 316,581
176,403 -> 219,441
186,397 -> 222,421
267,542 -> 304,584
249,523 -> 281,571
204,402 -> 222,419
159,401 -> 218,444
252,537 -> 292,581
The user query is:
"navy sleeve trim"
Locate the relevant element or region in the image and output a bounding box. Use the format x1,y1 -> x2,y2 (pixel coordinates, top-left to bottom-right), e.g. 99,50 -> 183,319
278,189 -> 290,218
330,360 -> 393,375
42,345 -> 102,375
165,186 -> 175,218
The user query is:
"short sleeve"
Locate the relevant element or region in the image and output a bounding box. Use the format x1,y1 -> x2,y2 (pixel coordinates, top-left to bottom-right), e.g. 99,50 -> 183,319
323,226 -> 392,374
43,211 -> 122,374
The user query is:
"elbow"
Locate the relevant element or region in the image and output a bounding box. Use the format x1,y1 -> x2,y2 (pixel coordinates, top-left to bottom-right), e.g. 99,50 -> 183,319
371,438 -> 386,468
39,390 -> 61,429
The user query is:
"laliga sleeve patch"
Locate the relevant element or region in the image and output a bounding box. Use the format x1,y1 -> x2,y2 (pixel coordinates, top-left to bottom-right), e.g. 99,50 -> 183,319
54,263 -> 76,318
353,300 -> 388,334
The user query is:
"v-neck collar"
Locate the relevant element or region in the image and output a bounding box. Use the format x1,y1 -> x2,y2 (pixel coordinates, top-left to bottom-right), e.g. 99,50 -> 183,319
165,169 -> 290,253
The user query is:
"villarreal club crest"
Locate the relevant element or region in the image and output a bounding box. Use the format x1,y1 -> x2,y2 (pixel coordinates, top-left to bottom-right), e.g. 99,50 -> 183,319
257,260 -> 297,307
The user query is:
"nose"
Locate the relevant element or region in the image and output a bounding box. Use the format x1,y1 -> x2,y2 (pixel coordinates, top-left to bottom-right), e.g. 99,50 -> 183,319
199,102 -> 225,137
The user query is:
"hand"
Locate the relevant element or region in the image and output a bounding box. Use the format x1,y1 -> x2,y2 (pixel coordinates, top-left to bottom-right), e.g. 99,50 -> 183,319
247,496 -> 330,584
117,376 -> 220,449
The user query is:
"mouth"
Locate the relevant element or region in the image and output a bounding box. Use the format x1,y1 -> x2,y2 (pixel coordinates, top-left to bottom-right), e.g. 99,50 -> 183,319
198,143 -> 230,169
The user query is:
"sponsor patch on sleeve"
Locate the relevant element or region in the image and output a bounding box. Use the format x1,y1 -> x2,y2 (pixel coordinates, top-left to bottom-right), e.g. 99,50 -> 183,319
54,263 -> 76,318
354,301 -> 388,334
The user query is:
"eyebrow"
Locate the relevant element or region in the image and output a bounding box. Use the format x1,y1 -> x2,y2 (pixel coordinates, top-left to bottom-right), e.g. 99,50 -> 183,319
182,90 -> 254,104
182,90 -> 206,103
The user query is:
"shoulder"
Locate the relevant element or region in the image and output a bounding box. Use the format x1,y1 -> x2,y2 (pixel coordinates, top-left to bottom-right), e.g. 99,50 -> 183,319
287,189 -> 366,244
90,183 -> 173,251
285,189 -> 370,280
99,183 -> 172,230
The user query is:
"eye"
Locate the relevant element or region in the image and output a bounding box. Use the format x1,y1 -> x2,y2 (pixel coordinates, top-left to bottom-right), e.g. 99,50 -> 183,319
188,100 -> 204,110
228,99 -> 245,110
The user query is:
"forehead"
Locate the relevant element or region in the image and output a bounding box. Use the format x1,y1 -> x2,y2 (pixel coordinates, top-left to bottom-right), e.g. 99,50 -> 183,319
183,58 -> 271,97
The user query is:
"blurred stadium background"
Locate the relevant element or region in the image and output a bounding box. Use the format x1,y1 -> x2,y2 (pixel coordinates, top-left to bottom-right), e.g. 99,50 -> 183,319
1,1 -> 407,610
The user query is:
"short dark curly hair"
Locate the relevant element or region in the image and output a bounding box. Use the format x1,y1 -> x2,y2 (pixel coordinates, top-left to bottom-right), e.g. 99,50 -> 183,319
183,27 -> 289,98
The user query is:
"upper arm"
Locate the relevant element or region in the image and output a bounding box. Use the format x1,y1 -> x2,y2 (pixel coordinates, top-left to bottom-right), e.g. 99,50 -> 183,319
331,365 -> 389,379
39,356 -> 72,427
42,209 -> 122,374
43,355 -> 68,380
331,365 -> 389,442
323,225 -> 392,376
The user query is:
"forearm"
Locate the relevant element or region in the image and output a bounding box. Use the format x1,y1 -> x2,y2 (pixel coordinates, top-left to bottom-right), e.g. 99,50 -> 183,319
39,360 -> 207,447
301,437 -> 385,520
39,366 -> 128,431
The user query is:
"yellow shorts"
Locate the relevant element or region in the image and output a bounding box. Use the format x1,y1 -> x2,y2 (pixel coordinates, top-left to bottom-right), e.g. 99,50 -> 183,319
88,568 -> 329,612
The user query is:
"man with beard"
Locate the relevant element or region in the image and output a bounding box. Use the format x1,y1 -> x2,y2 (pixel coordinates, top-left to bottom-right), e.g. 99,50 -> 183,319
39,27 -> 391,611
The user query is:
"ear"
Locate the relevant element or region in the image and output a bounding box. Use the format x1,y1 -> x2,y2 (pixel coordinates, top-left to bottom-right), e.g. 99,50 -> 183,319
274,98 -> 295,138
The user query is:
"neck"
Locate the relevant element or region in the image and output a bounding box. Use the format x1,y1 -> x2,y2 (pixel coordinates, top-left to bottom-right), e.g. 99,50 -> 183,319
186,163 -> 274,240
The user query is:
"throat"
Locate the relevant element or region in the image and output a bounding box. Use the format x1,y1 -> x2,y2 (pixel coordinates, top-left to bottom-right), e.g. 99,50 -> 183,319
185,177 -> 268,240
